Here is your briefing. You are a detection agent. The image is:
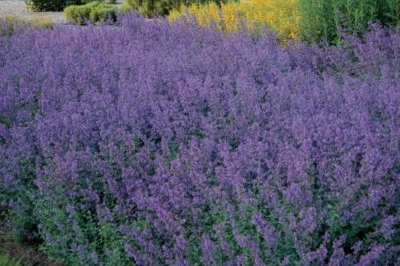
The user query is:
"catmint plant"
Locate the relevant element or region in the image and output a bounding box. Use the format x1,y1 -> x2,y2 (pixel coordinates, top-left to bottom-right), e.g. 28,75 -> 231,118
0,13 -> 399,265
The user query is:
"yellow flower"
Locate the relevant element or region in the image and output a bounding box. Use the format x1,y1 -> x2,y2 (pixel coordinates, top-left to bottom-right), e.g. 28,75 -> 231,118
168,0 -> 302,42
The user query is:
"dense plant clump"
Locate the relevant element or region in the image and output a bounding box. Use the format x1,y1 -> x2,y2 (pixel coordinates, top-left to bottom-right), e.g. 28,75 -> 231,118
0,16 -> 54,36
169,0 -> 400,43
64,1 -> 119,25
123,0 -> 235,17
25,0 -> 97,12
298,0 -> 400,44
168,0 -> 300,40
1,13 -> 400,265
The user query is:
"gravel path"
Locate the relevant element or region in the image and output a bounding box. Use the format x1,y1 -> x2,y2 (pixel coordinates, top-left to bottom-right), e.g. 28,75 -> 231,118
0,0 -> 69,24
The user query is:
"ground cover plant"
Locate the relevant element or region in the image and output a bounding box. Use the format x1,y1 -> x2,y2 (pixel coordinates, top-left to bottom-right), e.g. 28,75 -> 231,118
1,11 -> 400,266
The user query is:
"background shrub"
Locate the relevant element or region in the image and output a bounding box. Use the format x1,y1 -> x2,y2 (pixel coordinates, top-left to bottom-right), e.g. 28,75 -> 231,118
169,0 -> 400,43
168,0 -> 300,40
89,3 -> 118,23
64,1 -> 119,25
123,0 -> 234,17
1,14 -> 400,265
0,16 -> 54,37
298,0 -> 400,44
24,0 -> 91,12
28,17 -> 55,29
64,4 -> 92,24
0,17 -> 27,36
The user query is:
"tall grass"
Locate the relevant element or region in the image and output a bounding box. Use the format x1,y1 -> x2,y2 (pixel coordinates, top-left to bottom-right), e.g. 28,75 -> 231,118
0,16 -> 54,36
169,0 -> 400,43
298,0 -> 400,43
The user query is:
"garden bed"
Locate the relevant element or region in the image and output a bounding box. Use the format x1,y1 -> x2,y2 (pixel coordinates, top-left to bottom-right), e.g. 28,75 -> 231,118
1,1 -> 399,265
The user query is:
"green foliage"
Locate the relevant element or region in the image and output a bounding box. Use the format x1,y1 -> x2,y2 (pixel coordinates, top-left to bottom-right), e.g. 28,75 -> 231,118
28,17 -> 55,29
123,0 -> 235,17
5,156 -> 39,243
0,16 -> 23,37
64,3 -> 95,24
0,16 -> 53,36
25,0 -> 91,12
89,3 -> 118,23
34,167 -> 129,266
96,222 -> 132,266
123,0 -> 175,17
0,253 -> 22,266
64,1 -> 119,25
298,0 -> 400,44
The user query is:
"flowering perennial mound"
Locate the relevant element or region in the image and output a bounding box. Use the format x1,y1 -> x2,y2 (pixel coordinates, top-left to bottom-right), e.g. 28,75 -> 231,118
1,14 -> 400,265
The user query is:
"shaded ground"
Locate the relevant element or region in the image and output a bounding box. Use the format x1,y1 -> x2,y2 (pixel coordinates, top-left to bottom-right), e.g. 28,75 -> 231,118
0,229 -> 63,266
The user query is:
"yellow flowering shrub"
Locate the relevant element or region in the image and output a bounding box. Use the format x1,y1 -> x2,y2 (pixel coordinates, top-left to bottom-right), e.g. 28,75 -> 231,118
168,0 -> 301,40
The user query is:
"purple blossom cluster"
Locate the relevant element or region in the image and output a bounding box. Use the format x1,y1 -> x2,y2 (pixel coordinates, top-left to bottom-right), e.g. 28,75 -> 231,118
1,14 -> 400,265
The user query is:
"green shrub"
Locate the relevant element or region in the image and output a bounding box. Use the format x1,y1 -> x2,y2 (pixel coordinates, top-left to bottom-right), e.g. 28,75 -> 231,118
123,0 -> 234,18
29,17 -> 55,29
90,3 -> 118,23
64,2 -> 96,24
298,0 -> 400,44
64,1 -> 118,25
25,0 -> 87,12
